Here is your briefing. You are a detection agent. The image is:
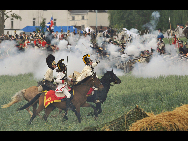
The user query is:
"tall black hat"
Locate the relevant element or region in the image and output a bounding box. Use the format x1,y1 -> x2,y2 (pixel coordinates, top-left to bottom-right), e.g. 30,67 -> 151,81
46,54 -> 56,70
57,59 -> 66,73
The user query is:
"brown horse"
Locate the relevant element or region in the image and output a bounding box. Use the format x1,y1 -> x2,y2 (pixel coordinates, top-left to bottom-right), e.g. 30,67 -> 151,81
18,72 -> 104,124
183,28 -> 188,39
1,86 -> 42,118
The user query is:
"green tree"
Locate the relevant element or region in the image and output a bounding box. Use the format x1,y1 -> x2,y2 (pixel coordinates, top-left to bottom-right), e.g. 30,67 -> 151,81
40,18 -> 46,34
0,10 -> 22,35
108,10 -> 188,32
35,18 -> 46,34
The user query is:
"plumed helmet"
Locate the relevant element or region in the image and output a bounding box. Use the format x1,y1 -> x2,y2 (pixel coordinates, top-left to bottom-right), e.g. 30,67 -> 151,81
83,54 -> 92,65
46,54 -> 56,70
57,59 -> 66,72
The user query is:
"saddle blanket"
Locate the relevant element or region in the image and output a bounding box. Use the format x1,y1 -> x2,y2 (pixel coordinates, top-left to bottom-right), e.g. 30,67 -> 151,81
44,90 -> 66,108
87,87 -> 94,96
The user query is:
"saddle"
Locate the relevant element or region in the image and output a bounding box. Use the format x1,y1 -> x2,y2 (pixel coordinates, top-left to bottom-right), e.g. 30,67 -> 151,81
44,90 -> 66,108
68,71 -> 94,96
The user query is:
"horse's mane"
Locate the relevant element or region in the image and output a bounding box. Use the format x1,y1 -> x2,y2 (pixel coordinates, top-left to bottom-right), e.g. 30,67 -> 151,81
101,71 -> 111,80
74,75 -> 92,86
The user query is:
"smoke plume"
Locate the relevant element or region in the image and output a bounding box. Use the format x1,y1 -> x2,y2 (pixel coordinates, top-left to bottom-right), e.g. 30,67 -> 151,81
142,11 -> 160,33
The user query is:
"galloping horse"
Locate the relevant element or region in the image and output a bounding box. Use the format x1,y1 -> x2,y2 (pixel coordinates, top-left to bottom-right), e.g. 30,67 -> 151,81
55,70 -> 121,117
18,73 -> 104,124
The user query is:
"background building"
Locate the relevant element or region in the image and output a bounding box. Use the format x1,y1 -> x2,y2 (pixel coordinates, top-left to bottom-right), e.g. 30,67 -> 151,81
69,10 -> 109,31
4,10 -> 69,35
4,10 -> 109,35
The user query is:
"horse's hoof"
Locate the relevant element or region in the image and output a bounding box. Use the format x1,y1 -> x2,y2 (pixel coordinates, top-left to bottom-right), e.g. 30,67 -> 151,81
87,112 -> 94,117
62,116 -> 68,122
51,115 -> 58,118
98,110 -> 102,114
94,117 -> 98,121
27,121 -> 32,125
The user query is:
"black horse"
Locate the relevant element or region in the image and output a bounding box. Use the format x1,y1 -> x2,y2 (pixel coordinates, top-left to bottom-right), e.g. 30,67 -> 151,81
52,70 -> 121,118
86,69 -> 121,115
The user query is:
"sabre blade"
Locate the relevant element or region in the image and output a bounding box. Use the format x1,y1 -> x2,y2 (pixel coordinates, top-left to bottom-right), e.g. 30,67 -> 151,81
65,56 -> 68,77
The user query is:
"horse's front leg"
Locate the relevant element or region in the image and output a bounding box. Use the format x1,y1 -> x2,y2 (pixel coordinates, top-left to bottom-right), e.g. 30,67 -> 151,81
96,102 -> 102,114
43,105 -> 56,122
75,105 -> 81,123
81,102 -> 98,120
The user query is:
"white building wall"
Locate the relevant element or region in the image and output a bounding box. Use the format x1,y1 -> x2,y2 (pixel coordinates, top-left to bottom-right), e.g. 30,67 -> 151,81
88,12 -> 109,27
4,10 -> 69,35
69,13 -> 88,29
3,10 -> 109,35
69,12 -> 109,30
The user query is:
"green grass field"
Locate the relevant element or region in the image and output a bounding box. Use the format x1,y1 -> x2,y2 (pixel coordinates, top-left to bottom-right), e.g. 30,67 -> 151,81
1,73 -> 188,131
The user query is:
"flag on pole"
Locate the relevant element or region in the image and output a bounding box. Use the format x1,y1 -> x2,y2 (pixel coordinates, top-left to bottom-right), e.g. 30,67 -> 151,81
45,16 -> 54,30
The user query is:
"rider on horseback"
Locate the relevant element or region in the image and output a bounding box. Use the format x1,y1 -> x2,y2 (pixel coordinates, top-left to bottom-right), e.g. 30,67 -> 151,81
77,54 -> 100,81
54,59 -> 73,110
76,54 -> 101,103
43,54 -> 57,91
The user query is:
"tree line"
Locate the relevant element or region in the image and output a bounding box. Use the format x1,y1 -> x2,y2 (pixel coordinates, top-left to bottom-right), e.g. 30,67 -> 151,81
108,10 -> 188,32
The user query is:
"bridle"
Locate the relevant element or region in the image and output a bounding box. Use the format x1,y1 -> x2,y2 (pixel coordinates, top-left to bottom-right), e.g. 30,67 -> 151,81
80,75 -> 102,88
91,75 -> 103,88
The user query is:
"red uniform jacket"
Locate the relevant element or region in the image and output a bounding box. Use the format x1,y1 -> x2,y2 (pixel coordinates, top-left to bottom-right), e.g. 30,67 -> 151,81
42,40 -> 47,47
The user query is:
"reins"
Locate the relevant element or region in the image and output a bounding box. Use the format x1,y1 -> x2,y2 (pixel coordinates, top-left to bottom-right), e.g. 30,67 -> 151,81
74,75 -> 102,88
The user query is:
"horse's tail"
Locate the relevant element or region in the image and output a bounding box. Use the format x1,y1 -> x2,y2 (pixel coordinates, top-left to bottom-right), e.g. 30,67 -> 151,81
17,92 -> 42,111
1,89 -> 26,108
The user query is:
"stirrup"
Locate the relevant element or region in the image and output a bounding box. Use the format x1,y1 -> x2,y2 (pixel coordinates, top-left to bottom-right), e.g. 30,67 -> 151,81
95,100 -> 100,103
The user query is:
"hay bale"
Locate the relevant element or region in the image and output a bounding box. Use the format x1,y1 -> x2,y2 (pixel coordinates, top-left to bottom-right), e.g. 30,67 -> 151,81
101,115 -> 126,131
125,105 -> 149,130
82,114 -> 126,131
129,104 -> 188,131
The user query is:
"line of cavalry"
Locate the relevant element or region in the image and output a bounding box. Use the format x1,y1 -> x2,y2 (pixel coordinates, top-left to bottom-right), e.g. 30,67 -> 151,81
1,53 -> 121,124
1,25 -> 188,124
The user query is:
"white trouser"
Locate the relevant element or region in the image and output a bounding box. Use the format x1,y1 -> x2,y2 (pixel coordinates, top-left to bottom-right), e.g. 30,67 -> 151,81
63,88 -> 71,98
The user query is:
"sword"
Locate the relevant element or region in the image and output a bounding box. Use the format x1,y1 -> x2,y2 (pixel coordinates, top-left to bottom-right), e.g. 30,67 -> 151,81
67,55 -> 74,95
65,56 -> 68,78
72,72 -> 75,95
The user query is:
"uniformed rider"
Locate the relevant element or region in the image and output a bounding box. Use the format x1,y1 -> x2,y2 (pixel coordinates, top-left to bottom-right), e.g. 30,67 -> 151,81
77,54 -> 100,81
54,59 -> 73,110
43,54 -> 57,91
76,54 -> 101,103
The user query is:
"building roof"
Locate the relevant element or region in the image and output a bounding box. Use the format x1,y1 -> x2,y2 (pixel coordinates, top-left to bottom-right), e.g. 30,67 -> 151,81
69,10 -> 89,14
69,10 -> 107,14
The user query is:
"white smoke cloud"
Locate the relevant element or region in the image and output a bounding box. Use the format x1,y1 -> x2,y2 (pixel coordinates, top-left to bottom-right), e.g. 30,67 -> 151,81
124,35 -> 158,57
131,44 -> 188,78
0,34 -> 125,81
142,11 -> 160,33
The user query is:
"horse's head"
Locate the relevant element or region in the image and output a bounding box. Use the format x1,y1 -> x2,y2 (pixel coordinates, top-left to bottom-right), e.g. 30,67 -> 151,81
106,69 -> 121,84
91,72 -> 104,90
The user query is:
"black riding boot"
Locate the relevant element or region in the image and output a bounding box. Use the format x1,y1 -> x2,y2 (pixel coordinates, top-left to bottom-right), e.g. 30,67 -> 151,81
94,90 -> 100,103
66,98 -> 71,110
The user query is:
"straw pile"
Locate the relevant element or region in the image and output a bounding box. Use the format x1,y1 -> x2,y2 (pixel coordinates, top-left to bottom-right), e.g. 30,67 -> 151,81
82,114 -> 126,131
83,105 -> 151,131
125,105 -> 150,130
129,104 -> 188,131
